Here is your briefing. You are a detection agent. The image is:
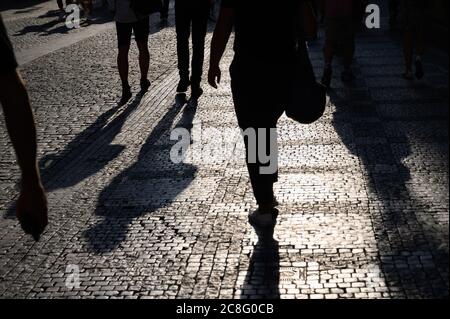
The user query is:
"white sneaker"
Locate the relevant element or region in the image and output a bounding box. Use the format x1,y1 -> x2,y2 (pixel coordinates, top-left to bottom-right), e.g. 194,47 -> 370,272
248,208 -> 277,228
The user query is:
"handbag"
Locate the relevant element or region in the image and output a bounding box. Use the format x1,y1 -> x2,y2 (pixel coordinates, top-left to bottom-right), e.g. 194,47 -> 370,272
130,0 -> 163,16
285,2 -> 327,125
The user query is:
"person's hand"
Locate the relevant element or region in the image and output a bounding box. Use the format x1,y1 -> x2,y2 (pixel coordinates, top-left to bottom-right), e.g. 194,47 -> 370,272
208,64 -> 221,89
16,180 -> 48,241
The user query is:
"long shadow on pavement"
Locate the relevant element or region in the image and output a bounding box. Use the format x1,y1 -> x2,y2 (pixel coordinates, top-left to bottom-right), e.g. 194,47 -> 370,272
331,79 -> 449,298
3,93 -> 142,220
241,219 -> 280,299
83,94 -> 198,253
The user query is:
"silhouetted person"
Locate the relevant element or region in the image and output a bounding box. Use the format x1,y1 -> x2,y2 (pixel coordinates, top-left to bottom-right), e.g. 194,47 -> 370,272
400,0 -> 427,80
318,0 -> 365,87
108,0 -> 151,106
0,16 -> 48,240
208,0 -> 316,227
175,0 -> 211,100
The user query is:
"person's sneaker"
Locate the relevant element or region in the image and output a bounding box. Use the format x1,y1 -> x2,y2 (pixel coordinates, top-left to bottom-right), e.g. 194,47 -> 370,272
402,70 -> 414,80
415,60 -> 424,80
119,85 -> 132,106
321,67 -> 332,88
140,79 -> 151,92
191,86 -> 203,101
248,207 -> 278,228
341,68 -> 355,83
177,79 -> 191,93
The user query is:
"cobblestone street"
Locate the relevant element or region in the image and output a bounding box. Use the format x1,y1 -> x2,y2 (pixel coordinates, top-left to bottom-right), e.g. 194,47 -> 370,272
0,0 -> 448,299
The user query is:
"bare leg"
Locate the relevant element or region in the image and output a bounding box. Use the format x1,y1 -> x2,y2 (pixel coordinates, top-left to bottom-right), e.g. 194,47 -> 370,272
118,45 -> 130,84
136,41 -> 150,81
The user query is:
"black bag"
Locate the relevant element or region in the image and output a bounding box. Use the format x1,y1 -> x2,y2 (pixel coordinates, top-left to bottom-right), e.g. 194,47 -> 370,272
130,0 -> 163,16
285,3 -> 327,125
285,41 -> 327,125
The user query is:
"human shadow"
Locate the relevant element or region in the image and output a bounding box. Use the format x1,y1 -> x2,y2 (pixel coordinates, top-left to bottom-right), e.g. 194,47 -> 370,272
3,93 -> 143,221
14,6 -> 113,36
241,217 -> 280,299
0,0 -> 49,12
331,79 -> 449,298
83,94 -> 199,253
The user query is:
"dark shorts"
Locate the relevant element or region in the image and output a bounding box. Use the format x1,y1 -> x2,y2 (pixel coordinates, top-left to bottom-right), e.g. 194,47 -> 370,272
116,18 -> 149,48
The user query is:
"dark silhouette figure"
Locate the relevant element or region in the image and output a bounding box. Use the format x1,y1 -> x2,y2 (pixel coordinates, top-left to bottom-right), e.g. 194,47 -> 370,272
209,0 -> 316,227
108,0 -> 151,106
175,0 -> 211,99
84,95 -> 198,253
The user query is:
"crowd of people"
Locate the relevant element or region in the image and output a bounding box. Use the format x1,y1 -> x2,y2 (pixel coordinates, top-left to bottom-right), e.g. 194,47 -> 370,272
0,0 -> 432,237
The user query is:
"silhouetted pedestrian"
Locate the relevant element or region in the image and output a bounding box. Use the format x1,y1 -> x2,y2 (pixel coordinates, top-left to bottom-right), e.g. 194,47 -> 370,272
108,0 -> 151,106
175,0 -> 211,100
0,15 -> 48,240
208,0 -> 317,227
318,0 -> 365,87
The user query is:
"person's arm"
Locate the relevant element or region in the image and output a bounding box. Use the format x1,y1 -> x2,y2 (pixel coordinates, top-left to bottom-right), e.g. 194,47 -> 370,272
0,70 -> 48,241
208,6 -> 234,89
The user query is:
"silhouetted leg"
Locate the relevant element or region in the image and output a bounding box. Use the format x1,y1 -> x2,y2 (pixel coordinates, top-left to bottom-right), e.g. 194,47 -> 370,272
133,18 -> 150,84
116,22 -> 133,104
57,0 -> 64,10
190,4 -> 209,96
175,0 -> 191,90
231,67 -> 283,207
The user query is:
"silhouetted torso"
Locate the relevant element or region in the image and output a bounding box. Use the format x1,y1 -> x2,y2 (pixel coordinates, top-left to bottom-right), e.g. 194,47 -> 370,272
222,0 -> 302,65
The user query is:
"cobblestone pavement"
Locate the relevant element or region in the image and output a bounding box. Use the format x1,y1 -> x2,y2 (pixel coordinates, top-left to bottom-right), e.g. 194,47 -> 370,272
0,1 -> 448,299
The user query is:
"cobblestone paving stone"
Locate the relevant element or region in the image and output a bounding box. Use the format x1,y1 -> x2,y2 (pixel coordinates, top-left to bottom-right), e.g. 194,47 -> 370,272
0,3 -> 448,299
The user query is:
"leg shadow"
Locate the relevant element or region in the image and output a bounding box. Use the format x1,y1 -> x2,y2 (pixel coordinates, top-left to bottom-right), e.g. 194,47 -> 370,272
83,94 -> 199,253
331,84 -> 449,298
241,218 -> 280,299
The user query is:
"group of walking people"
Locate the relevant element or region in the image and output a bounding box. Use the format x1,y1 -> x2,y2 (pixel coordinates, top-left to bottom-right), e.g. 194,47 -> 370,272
0,0 -> 433,239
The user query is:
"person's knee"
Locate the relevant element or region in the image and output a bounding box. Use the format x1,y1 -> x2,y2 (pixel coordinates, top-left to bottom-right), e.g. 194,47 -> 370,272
118,46 -> 130,58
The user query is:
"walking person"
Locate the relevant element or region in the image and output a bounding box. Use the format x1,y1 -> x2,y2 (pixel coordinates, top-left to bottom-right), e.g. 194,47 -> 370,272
108,0 -> 151,106
175,0 -> 212,100
208,0 -> 316,227
0,15 -> 48,240
318,0 -> 365,87
400,0 -> 427,80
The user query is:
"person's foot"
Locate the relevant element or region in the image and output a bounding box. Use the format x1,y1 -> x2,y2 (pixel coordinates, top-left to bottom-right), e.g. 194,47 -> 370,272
177,79 -> 191,93
119,84 -> 132,106
415,59 -> 424,80
402,70 -> 414,80
248,207 -> 278,228
321,66 -> 332,88
341,68 -> 355,83
140,78 -> 151,92
191,85 -> 203,101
